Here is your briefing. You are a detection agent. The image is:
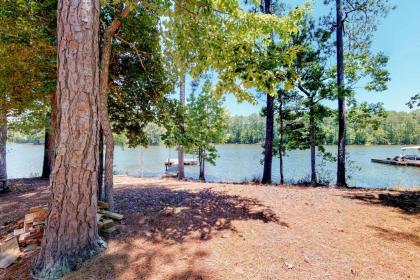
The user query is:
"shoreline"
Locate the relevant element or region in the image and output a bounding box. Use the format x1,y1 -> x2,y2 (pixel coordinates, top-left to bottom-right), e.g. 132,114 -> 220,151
4,175 -> 420,192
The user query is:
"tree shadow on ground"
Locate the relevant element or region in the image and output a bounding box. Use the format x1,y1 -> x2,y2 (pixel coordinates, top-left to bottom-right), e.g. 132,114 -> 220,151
367,225 -> 420,248
63,242 -> 213,280
64,184 -> 287,279
114,185 -> 288,243
342,191 -> 420,214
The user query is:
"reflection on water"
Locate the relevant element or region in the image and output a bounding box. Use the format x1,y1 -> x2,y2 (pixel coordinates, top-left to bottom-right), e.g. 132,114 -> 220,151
6,143 -> 420,188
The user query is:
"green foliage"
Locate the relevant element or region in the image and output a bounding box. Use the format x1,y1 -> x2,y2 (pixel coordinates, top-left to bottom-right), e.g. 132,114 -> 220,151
161,0 -> 309,101
223,109 -> 420,146
106,4 -> 173,147
407,93 -> 420,109
185,79 -> 228,165
322,0 -> 392,98
0,0 -> 56,120
226,114 -> 265,144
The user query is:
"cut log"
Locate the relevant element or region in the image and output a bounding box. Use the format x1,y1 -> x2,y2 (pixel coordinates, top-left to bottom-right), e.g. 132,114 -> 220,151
29,206 -> 47,213
98,219 -> 114,230
98,201 -> 109,210
98,210 -> 123,221
101,226 -> 119,234
24,210 -> 46,223
0,237 -> 20,269
13,228 -> 25,237
14,219 -> 24,229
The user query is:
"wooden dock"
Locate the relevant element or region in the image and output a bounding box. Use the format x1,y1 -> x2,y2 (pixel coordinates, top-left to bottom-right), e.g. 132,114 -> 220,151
164,159 -> 198,167
371,158 -> 420,167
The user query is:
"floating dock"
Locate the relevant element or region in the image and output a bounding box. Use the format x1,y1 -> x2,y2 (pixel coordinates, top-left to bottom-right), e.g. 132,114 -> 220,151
164,159 -> 198,167
371,158 -> 420,167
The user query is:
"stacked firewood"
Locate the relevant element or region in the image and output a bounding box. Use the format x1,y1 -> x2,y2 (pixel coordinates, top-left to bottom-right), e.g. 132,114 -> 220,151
0,203 -> 123,269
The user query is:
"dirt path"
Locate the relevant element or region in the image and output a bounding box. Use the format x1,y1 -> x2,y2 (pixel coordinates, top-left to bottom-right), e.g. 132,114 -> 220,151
1,176 -> 419,280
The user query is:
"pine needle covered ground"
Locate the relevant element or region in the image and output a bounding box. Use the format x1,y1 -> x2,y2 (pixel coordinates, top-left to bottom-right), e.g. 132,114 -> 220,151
1,176 -> 419,279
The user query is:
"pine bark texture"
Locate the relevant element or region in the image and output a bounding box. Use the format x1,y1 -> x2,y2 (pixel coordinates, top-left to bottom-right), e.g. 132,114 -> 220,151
336,0 -> 347,187
262,0 -> 273,185
32,1 -> 103,279
177,73 -> 186,179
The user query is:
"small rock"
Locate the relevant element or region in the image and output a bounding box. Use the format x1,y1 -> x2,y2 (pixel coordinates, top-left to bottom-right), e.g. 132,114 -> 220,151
285,261 -> 294,269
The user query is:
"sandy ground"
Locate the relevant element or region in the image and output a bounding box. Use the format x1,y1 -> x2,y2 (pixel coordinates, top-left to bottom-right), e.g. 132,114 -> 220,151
0,176 -> 419,280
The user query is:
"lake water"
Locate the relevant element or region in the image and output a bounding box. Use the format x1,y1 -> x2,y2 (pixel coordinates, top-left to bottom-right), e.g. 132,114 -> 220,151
5,143 -> 420,188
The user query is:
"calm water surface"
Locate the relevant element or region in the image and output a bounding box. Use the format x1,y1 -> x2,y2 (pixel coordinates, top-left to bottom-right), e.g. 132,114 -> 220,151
6,143 -> 420,188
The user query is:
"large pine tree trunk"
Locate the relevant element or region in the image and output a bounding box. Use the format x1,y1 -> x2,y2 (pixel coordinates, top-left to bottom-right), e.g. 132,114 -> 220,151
0,111 -> 7,183
309,103 -> 317,186
336,0 -> 347,187
32,1 -> 103,278
177,73 -> 186,179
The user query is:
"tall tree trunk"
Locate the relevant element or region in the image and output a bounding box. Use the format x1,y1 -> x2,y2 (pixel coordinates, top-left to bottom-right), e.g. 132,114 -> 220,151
309,102 -> 317,187
199,147 -> 205,181
32,1 -> 103,278
177,73 -> 186,179
41,112 -> 55,179
100,33 -> 115,210
278,95 -> 284,185
336,0 -> 346,187
98,128 -> 104,200
262,0 -> 273,185
98,7 -> 128,210
0,111 -> 7,184
262,94 -> 274,184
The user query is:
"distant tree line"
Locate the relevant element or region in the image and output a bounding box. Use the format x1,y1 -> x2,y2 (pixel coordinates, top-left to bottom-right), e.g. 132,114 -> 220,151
225,110 -> 420,146
9,109 -> 419,147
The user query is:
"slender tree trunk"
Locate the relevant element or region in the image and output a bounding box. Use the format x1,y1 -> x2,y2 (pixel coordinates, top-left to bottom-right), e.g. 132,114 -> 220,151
262,94 -> 274,184
100,33 -> 115,210
199,147 -> 205,181
41,112 -> 55,179
178,73 -> 186,179
309,102 -> 317,187
99,7 -> 129,210
32,1 -> 103,278
0,111 -> 7,184
262,0 -> 273,185
98,128 -> 104,200
278,95 -> 284,185
336,0 -> 346,187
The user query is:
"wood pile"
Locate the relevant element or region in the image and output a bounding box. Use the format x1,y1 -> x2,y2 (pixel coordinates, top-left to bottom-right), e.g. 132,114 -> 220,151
0,202 -> 123,269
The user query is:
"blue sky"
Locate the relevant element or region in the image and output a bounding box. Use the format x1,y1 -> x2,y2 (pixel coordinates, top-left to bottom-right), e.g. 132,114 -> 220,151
220,0 -> 420,116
